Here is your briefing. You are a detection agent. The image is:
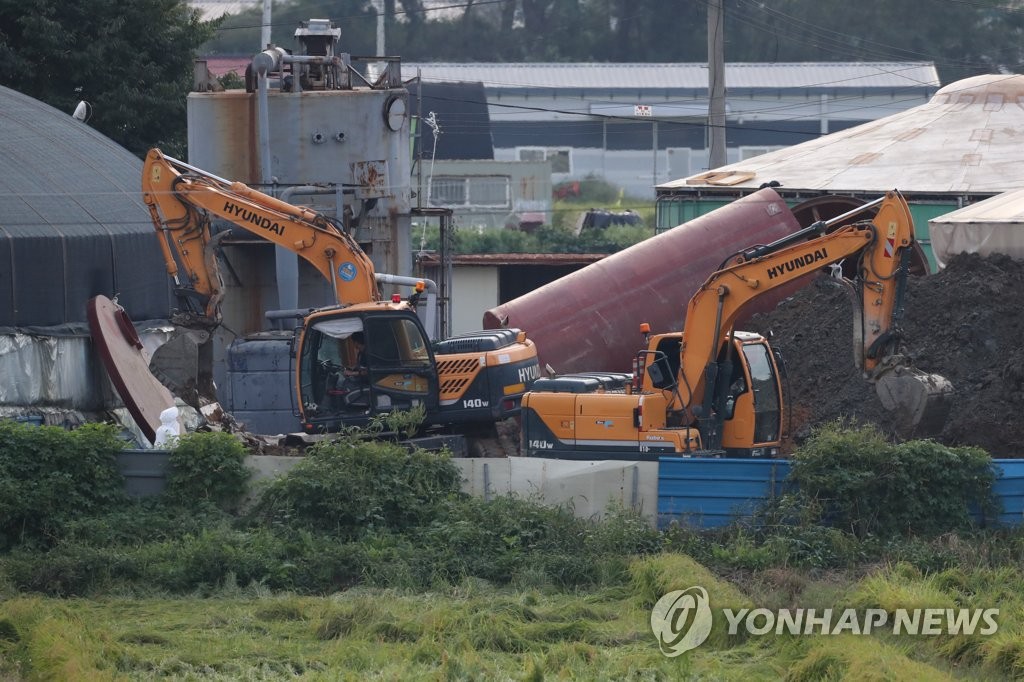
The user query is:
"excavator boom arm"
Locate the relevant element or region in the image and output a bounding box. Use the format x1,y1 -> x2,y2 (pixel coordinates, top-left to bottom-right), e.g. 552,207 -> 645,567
673,190 -> 951,436
678,191 -> 913,397
142,148 -> 378,321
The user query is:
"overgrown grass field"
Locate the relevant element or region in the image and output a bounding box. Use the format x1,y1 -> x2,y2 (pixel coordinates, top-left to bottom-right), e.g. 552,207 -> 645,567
2,420 -> 1024,679
6,556 -> 1024,680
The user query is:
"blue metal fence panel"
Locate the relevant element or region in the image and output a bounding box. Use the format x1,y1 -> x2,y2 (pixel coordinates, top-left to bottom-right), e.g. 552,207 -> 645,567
658,457 -> 1024,529
657,458 -> 792,529
993,460 -> 1024,526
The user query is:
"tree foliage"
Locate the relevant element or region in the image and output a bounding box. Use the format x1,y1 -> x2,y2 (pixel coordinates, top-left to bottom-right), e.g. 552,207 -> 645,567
0,0 -> 217,157
201,0 -> 1023,84
716,0 -> 1024,84
1,0 -> 1013,161
206,0 -> 377,55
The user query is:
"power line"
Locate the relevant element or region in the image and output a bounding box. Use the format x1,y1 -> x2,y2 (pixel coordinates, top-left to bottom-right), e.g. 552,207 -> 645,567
407,90 -> 924,140
207,0 -> 506,33
399,61 -> 944,133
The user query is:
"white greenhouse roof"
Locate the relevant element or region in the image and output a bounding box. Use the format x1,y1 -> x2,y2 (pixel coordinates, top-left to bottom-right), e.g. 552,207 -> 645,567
932,188 -> 1024,225
659,74 -> 1024,196
929,188 -> 1024,268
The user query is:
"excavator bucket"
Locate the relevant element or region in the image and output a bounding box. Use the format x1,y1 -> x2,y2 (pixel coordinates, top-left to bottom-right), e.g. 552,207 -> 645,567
875,369 -> 954,436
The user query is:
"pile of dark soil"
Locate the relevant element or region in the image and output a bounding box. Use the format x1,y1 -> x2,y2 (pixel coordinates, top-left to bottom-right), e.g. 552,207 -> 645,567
747,252 -> 1024,457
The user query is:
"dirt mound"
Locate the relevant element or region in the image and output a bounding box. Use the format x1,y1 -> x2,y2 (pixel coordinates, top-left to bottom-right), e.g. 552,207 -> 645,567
747,252 -> 1024,457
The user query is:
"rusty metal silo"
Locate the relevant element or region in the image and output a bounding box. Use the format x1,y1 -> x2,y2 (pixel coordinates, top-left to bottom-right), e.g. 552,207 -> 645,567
482,188 -> 803,373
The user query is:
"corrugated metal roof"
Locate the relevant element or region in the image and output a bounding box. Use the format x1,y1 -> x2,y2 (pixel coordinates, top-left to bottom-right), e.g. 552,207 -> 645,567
404,62 -> 939,91
202,56 -> 250,77
659,74 -> 1024,195
417,253 -> 606,266
195,0 -> 462,23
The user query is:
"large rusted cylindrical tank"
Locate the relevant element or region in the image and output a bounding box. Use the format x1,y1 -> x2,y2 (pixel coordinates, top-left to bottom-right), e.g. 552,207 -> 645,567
483,188 -> 802,373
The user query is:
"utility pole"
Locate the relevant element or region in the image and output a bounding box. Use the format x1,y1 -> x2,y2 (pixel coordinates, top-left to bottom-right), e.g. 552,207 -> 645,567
707,0 -> 727,169
261,0 -> 272,48
375,0 -> 386,80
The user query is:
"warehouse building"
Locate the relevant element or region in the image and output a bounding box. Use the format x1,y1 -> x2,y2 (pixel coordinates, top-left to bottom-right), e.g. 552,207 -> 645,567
406,61 -> 940,198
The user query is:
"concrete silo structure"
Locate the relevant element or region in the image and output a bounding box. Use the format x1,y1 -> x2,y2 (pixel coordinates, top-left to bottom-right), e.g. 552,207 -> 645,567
188,18 -> 413,336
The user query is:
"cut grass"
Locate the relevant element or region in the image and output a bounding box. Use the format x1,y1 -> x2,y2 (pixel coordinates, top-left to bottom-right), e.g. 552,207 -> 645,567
3,554 -> 1017,681
0,589 -> 675,681
785,635 -> 956,682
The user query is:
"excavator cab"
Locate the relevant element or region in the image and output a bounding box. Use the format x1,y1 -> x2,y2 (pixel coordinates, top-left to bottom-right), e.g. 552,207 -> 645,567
716,333 -> 783,456
296,306 -> 440,431
639,330 -> 783,456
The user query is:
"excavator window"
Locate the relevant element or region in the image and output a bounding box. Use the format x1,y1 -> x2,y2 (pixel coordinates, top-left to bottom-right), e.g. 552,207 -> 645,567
393,319 -> 432,366
364,318 -> 402,366
318,337 -> 344,366
650,337 -> 681,390
741,342 -> 781,443
722,358 -> 748,420
297,327 -> 337,414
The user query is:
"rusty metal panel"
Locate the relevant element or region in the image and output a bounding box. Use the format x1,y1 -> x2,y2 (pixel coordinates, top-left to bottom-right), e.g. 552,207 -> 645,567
187,86 -> 414,290
483,188 -> 802,373
189,89 -> 409,207
353,160 -> 390,198
88,295 -> 176,444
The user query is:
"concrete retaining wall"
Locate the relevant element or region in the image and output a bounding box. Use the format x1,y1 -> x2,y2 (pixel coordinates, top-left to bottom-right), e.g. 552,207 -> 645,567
115,451 -> 1024,530
116,452 -> 659,524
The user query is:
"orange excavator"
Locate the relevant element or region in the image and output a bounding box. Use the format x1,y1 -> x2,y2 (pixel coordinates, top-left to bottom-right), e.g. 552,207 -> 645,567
142,148 -> 539,444
521,191 -> 953,459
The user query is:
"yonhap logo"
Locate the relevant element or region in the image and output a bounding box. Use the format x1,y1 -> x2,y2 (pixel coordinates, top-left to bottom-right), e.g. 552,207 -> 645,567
650,586 -> 713,657
649,586 -> 1000,658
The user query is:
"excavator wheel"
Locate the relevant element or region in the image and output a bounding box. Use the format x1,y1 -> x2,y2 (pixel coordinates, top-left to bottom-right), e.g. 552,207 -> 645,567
467,437 -> 505,458
466,420 -> 520,458
875,369 -> 954,437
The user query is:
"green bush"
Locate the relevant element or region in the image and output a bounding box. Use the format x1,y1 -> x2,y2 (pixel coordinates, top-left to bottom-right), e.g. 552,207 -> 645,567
417,495 -> 589,585
165,432 -> 251,512
60,498 -> 231,547
0,541 -> 128,596
415,220 -> 653,255
661,522 -> 867,571
785,423 -> 997,538
250,438 -> 462,538
0,421 -> 126,550
1,525 -> 370,596
0,417 -> 662,596
412,497 -> 657,589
